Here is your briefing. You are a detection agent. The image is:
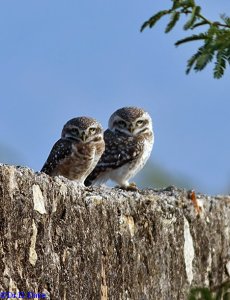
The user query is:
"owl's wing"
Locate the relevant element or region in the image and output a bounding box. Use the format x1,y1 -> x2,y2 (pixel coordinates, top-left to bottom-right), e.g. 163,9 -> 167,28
41,139 -> 73,175
85,129 -> 144,185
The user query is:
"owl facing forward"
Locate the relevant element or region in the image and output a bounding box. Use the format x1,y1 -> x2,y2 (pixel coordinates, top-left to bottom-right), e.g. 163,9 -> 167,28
41,117 -> 105,185
85,107 -> 154,190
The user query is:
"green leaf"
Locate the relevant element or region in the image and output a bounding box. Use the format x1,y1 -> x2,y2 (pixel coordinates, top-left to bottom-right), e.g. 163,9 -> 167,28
194,53 -> 213,71
172,0 -> 181,10
214,49 -> 227,78
165,11 -> 180,33
194,52 -> 214,71
188,287 -> 214,300
225,48 -> 230,64
183,6 -> 201,30
220,14 -> 230,27
181,0 -> 195,8
186,52 -> 201,74
216,281 -> 230,299
207,25 -> 219,36
191,20 -> 209,29
175,33 -> 207,46
140,10 -> 171,32
223,293 -> 230,300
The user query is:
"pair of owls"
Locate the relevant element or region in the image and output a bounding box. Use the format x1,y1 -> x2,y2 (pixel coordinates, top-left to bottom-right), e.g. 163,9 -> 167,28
41,107 -> 154,190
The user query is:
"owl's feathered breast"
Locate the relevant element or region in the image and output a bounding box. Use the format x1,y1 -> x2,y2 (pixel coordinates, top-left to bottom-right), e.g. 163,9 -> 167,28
85,129 -> 153,184
41,138 -> 99,180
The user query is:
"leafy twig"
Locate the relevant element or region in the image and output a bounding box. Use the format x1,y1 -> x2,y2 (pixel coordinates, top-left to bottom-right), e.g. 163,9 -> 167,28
141,0 -> 230,78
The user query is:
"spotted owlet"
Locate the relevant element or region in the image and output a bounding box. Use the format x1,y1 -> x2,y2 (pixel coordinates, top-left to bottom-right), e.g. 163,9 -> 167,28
85,107 -> 154,190
41,117 -> 105,185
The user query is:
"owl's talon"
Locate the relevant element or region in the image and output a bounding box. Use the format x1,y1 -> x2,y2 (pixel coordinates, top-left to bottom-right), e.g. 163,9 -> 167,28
126,183 -> 138,191
115,182 -> 138,191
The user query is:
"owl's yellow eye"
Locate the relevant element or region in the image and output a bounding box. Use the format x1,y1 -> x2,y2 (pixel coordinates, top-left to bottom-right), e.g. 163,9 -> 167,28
89,127 -> 96,135
136,120 -> 144,126
118,120 -> 127,128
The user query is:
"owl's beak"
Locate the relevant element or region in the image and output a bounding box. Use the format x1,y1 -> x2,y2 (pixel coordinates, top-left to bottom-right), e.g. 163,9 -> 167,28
129,125 -> 134,133
81,132 -> 87,142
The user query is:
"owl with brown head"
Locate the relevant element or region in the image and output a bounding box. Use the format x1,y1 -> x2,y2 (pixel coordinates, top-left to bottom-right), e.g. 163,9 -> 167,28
41,117 -> 105,185
85,107 -> 154,190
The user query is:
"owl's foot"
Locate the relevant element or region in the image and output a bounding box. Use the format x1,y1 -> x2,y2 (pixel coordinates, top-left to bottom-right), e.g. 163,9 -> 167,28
116,182 -> 138,191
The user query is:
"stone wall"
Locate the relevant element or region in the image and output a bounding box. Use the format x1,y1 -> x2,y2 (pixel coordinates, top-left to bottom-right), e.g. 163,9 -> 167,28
0,164 -> 229,299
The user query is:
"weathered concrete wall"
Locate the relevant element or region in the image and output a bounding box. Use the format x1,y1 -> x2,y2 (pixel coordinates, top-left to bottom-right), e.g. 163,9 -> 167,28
0,164 -> 229,299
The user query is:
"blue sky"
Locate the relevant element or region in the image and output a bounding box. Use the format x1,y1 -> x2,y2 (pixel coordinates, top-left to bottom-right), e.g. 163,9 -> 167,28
0,1 -> 229,195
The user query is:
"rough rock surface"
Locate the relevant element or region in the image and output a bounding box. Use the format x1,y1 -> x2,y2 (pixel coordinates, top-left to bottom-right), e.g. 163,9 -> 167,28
0,164 -> 230,299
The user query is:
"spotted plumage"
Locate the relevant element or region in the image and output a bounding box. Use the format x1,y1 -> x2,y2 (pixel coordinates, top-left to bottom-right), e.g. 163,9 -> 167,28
85,107 -> 154,190
41,117 -> 105,184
